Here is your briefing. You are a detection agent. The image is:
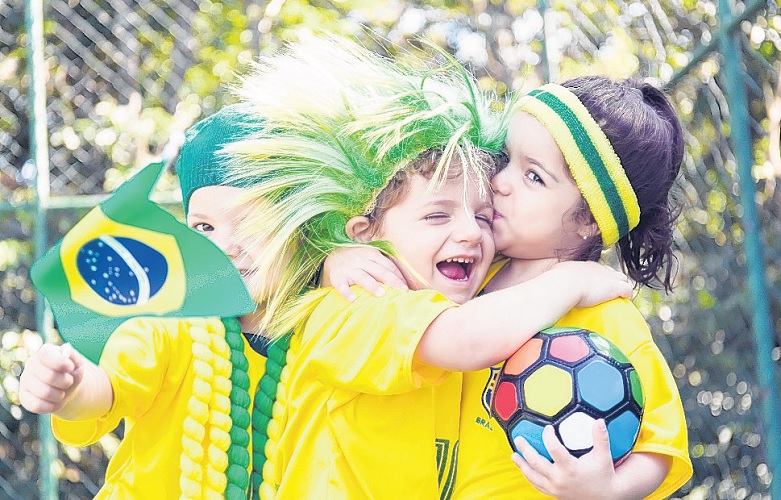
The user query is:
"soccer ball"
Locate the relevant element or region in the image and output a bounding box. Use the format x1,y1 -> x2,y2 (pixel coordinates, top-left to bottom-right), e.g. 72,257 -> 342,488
490,327 -> 644,463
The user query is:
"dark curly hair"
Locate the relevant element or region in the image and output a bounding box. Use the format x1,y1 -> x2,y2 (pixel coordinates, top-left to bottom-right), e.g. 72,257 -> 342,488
562,76 -> 683,292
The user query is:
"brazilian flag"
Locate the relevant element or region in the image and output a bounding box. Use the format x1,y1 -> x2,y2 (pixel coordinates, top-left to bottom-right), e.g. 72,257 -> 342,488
31,161 -> 256,364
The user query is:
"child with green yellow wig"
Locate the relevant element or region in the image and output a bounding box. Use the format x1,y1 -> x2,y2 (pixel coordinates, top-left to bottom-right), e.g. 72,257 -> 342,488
226,35 -> 632,498
329,77 -> 694,498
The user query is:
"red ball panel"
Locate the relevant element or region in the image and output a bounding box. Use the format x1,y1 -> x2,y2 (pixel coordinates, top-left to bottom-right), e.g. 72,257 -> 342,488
494,381 -> 520,421
504,337 -> 544,375
549,334 -> 590,363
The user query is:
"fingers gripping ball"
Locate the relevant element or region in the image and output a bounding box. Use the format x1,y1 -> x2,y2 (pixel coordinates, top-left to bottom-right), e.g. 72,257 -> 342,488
491,327 -> 644,464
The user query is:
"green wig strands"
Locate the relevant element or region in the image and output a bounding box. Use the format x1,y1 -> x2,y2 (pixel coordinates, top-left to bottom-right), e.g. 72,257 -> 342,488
227,35 -> 509,338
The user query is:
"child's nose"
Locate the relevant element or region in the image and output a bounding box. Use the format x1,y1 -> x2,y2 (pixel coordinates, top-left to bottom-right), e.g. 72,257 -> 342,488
213,233 -> 241,258
454,217 -> 483,244
223,242 -> 242,259
490,169 -> 509,194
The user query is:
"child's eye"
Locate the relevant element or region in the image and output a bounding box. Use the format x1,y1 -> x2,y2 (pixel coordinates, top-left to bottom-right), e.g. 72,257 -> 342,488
525,170 -> 544,185
476,213 -> 493,227
191,222 -> 214,233
425,213 -> 450,222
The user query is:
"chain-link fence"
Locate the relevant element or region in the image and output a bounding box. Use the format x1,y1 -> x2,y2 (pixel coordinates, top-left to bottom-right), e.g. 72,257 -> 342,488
2,0 -> 780,498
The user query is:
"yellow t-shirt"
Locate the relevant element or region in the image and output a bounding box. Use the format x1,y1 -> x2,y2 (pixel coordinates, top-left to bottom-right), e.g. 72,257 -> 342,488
264,286 -> 463,499
52,316 -> 267,499
454,298 -> 693,500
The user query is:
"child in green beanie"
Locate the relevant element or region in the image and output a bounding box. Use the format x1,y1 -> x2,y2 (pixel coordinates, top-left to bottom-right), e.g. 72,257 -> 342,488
176,103 -> 270,335
19,105 -> 277,499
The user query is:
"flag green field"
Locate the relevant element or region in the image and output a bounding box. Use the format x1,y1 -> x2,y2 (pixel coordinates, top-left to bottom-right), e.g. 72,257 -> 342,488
31,161 -> 256,363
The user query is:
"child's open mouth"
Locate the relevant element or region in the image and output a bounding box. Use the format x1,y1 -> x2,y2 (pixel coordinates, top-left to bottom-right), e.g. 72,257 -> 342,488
436,257 -> 475,282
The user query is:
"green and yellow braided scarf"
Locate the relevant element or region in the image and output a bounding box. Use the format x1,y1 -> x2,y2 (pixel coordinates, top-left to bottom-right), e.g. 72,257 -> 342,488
179,317 -> 289,500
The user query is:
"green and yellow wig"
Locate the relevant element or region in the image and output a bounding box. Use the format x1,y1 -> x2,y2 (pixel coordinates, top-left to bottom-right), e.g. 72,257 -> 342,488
226,35 -> 509,337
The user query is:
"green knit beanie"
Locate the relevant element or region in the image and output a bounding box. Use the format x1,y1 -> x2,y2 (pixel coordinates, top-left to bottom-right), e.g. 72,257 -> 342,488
175,104 -> 263,214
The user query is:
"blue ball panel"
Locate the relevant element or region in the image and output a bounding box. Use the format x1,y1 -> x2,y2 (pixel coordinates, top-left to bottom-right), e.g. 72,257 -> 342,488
510,419 -> 551,462
577,358 -> 624,412
606,410 -> 641,461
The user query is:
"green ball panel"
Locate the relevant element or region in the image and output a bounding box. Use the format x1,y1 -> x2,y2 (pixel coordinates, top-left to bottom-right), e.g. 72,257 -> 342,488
629,368 -> 644,407
588,332 -> 630,364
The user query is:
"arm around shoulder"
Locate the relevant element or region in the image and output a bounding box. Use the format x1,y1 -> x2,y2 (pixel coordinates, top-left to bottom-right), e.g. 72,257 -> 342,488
416,262 -> 633,371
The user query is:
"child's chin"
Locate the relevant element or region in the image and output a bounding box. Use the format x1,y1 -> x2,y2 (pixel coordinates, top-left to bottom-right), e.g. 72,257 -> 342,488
438,286 -> 474,305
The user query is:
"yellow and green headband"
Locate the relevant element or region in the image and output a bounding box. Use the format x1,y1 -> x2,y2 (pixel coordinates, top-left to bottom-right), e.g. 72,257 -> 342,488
516,83 -> 640,247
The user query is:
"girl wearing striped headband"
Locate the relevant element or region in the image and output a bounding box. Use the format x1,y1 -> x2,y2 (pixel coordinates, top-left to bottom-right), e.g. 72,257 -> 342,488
455,77 -> 692,499
329,76 -> 692,498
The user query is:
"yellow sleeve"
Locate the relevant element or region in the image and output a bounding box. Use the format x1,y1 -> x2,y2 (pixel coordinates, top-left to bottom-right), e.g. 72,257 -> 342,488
557,299 -> 693,499
52,317 -> 185,447
301,287 -> 457,394
627,341 -> 693,499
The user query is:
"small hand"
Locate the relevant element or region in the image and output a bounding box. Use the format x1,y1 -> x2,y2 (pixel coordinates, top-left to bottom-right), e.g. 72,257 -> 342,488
323,246 -> 407,301
552,261 -> 633,308
19,343 -> 86,414
512,420 -> 617,500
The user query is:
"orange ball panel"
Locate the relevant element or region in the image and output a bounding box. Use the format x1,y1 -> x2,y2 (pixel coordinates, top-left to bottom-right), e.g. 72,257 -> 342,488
504,337 -> 544,375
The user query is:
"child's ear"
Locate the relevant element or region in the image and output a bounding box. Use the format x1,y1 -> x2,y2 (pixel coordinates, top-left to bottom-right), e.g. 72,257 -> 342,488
578,221 -> 600,241
346,216 -> 374,242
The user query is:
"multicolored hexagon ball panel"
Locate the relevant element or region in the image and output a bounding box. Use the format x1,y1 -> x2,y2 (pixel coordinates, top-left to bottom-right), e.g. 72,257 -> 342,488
491,327 -> 644,463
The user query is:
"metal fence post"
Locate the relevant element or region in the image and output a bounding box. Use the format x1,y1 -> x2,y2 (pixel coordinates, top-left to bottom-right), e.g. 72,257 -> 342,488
24,0 -> 58,498
718,0 -> 781,496
537,0 -> 556,84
